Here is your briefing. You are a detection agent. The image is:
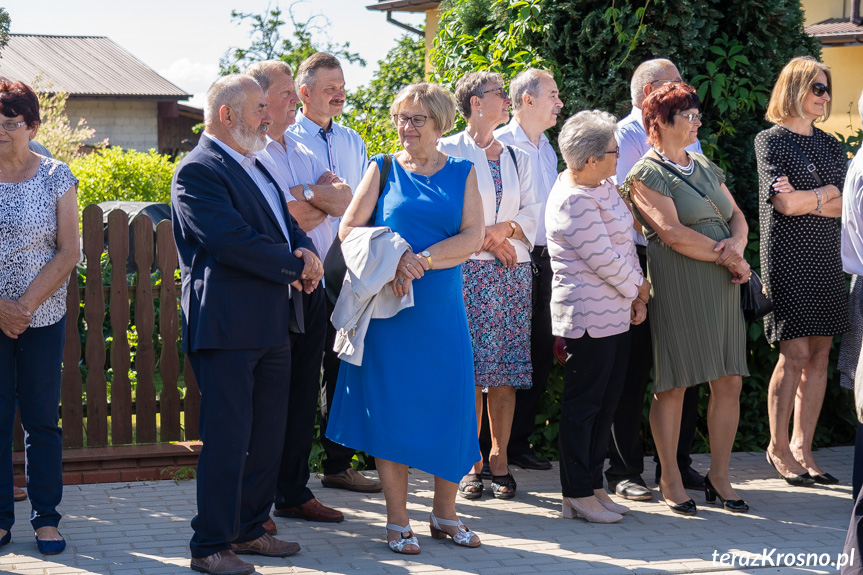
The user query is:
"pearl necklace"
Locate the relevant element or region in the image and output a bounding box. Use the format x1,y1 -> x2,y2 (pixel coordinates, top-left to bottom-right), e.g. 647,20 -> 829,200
653,147 -> 694,176
468,131 -> 495,151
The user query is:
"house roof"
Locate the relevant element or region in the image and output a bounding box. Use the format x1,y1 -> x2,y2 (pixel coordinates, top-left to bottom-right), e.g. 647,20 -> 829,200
365,0 -> 441,13
805,18 -> 863,44
0,34 -> 190,98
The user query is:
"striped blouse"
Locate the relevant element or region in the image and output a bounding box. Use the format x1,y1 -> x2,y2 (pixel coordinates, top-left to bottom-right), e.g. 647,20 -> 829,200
545,177 -> 643,338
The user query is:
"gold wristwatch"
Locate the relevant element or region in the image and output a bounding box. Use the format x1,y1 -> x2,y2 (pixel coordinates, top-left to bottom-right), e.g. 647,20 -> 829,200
508,221 -> 517,237
421,250 -> 433,270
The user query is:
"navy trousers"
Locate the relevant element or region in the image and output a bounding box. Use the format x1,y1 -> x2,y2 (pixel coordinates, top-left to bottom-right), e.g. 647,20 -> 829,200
274,285 -> 327,509
0,318 -> 65,531
188,342 -> 291,558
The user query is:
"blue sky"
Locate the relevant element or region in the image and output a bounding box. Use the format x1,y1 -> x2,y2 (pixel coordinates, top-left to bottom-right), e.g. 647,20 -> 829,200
5,0 -> 425,107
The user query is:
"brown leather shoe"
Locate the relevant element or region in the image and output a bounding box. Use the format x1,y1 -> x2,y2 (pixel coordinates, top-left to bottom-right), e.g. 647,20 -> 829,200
190,550 -> 254,575
232,533 -> 300,557
321,468 -> 382,493
273,498 -> 344,523
13,487 -> 26,502
262,517 -> 277,535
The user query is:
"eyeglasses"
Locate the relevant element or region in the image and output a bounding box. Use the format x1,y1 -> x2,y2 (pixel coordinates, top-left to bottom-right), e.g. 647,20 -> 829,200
392,114 -> 428,128
481,86 -> 510,100
812,83 -> 831,97
0,120 -> 27,132
604,146 -> 620,158
676,113 -> 703,123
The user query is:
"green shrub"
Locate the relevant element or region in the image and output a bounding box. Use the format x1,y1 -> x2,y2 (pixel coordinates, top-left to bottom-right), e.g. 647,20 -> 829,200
70,147 -> 177,212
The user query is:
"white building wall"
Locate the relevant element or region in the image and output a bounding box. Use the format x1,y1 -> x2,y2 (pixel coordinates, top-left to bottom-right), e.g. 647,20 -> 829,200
65,99 -> 159,151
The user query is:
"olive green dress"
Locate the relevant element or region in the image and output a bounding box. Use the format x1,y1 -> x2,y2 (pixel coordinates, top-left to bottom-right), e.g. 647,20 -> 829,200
622,154 -> 749,392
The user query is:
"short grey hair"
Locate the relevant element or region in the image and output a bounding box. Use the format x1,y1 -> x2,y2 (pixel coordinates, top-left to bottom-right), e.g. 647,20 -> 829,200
295,52 -> 342,93
511,68 -> 554,111
453,71 -> 504,120
390,83 -> 457,134
558,110 -> 618,171
631,58 -> 676,108
244,60 -> 293,93
204,74 -> 255,126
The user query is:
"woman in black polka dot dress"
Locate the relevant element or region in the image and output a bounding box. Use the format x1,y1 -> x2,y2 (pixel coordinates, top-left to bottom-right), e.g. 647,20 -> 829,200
755,56 -> 848,487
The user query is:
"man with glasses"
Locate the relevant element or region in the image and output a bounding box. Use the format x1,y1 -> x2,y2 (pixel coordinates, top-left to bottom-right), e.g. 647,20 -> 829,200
493,68 -> 563,472
606,58 -> 705,502
287,53 -> 380,495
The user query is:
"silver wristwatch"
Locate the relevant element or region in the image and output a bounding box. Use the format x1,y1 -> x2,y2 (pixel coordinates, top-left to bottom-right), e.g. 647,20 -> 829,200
302,183 -> 315,202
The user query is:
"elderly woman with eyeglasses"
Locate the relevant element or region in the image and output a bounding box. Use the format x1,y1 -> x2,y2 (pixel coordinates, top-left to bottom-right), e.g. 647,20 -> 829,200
327,83 -> 484,554
438,72 -> 541,502
0,80 -> 79,554
547,110 -> 649,523
755,56 -> 848,487
624,82 -> 750,516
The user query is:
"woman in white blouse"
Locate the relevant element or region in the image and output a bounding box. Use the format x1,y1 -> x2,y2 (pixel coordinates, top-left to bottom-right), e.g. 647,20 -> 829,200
439,71 -> 541,501
546,110 -> 649,523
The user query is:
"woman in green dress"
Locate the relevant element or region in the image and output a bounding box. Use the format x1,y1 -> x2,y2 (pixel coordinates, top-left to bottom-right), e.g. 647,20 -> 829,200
623,83 -> 750,516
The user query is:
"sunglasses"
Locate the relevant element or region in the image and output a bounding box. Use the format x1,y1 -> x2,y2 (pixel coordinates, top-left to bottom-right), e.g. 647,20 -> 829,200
812,83 -> 830,97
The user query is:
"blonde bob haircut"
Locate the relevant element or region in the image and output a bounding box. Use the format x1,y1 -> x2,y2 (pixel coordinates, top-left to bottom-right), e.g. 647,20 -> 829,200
390,83 -> 456,134
766,56 -> 832,124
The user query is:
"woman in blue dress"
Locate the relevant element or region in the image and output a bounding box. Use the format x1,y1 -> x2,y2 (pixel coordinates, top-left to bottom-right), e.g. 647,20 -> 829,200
326,83 -> 485,554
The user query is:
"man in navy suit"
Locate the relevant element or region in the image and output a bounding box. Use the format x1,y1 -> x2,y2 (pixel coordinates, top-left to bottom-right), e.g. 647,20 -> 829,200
172,74 -> 322,575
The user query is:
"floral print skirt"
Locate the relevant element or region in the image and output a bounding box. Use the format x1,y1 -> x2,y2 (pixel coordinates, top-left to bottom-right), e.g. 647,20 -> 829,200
462,259 -> 532,389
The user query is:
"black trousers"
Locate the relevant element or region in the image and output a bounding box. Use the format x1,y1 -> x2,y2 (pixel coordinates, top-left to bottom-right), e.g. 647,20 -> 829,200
320,297 -> 357,475
274,285 -> 327,509
508,248 -> 554,457
605,250 -> 697,482
188,342 -> 291,558
560,331 -> 630,498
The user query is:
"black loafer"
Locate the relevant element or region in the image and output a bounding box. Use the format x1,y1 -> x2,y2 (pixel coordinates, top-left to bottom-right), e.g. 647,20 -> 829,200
509,452 -> 553,471
656,463 -> 705,491
612,477 -> 653,501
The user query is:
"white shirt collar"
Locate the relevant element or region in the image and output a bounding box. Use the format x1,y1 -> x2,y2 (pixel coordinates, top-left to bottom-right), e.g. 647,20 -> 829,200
204,131 -> 250,166
501,118 -> 550,148
264,133 -> 299,155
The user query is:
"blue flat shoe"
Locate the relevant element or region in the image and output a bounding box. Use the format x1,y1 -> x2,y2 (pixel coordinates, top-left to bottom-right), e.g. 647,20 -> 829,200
0,531 -> 10,548
35,533 -> 66,555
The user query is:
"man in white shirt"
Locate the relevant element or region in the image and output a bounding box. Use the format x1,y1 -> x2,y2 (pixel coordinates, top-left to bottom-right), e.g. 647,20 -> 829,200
605,58 -> 705,501
493,68 -> 562,472
272,54 -> 381,495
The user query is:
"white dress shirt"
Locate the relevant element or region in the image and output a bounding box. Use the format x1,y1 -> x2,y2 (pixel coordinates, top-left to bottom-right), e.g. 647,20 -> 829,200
494,118 -> 559,247
257,134 -> 334,258
204,132 -> 290,247
613,106 -> 703,246
287,109 -> 368,192
842,152 -> 863,276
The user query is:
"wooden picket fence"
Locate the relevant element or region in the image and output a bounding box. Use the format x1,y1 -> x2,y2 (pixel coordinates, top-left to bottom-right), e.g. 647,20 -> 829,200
13,204 -> 200,453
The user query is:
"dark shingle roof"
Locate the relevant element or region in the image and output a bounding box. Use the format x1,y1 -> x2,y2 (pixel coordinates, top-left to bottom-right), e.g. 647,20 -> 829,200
0,34 -> 190,98
805,18 -> 863,43
366,0 -> 441,13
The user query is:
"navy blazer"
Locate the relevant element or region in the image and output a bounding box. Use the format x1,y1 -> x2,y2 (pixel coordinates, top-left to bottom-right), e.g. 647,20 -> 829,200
171,135 -> 316,353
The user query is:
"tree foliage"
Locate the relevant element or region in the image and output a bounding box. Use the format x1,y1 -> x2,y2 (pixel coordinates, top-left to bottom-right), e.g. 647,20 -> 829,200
220,3 -> 365,75
0,7 -> 9,55
343,33 -> 426,156
33,79 -> 100,164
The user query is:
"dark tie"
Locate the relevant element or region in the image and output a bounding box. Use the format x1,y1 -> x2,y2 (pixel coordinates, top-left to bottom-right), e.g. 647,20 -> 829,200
289,289 -> 305,334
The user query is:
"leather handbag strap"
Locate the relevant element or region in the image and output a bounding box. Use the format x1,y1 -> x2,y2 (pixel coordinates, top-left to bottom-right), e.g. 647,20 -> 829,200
644,156 -> 726,222
774,127 -> 824,187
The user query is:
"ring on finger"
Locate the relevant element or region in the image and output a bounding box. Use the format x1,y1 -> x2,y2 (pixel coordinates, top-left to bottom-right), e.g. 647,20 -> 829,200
397,279 -> 404,286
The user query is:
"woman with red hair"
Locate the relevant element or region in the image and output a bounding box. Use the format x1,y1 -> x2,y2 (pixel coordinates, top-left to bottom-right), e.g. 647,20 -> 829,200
622,83 -> 750,516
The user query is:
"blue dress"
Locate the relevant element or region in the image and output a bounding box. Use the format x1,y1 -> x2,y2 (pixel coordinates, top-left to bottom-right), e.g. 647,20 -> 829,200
326,154 -> 481,484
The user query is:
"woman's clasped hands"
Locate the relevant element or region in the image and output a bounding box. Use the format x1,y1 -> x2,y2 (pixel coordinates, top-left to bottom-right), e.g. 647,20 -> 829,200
391,250 -> 431,297
713,237 -> 750,284
0,298 -> 32,339
478,222 -> 517,266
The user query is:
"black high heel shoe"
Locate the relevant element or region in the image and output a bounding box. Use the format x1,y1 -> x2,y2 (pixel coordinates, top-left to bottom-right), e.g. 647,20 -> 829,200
766,451 -> 815,486
704,474 -> 749,513
811,472 -> 839,485
659,488 -> 697,516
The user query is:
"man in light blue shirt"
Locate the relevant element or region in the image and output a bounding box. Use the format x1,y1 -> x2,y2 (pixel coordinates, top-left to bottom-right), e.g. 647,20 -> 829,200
606,58 -> 705,502
284,53 -> 381,496
494,68 -> 562,472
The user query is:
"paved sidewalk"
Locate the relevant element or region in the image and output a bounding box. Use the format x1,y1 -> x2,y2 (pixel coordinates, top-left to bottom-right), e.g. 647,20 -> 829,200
0,447 -> 855,575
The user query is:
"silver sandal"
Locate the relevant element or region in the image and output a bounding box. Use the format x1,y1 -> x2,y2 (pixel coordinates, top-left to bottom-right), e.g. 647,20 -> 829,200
429,513 -> 481,548
386,523 -> 420,554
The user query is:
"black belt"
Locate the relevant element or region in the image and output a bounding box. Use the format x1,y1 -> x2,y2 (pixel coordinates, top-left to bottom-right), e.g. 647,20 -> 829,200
636,245 -> 647,256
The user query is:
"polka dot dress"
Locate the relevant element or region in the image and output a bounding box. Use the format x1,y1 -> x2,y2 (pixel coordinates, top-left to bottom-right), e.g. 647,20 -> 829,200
755,125 -> 849,343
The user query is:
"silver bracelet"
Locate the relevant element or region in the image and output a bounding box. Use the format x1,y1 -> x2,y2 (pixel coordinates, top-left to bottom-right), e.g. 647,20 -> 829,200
814,188 -> 823,212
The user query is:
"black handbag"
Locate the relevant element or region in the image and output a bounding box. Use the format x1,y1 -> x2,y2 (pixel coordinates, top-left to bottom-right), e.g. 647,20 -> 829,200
323,154 -> 392,306
644,157 -> 773,322
741,270 -> 773,322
